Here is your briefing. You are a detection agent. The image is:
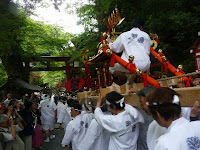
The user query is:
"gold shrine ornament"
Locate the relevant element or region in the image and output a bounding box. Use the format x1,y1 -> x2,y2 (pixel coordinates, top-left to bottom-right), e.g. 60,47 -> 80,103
161,56 -> 168,62
106,49 -> 113,56
178,64 -> 183,70
135,68 -> 142,76
151,40 -> 158,50
158,49 -> 163,53
128,55 -> 135,62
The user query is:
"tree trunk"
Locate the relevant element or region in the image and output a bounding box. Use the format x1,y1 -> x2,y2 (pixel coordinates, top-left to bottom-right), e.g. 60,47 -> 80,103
1,50 -> 25,80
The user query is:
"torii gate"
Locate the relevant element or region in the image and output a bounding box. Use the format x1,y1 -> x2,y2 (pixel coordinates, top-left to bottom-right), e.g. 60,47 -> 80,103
23,56 -> 78,81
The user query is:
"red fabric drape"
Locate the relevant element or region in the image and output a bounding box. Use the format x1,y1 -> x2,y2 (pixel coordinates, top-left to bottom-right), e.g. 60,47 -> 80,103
85,61 -> 91,90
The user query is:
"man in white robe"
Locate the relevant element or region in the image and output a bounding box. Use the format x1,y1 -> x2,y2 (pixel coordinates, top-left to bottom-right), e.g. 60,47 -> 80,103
78,100 -> 110,150
40,94 -> 57,142
95,91 -> 144,150
107,19 -> 151,79
61,103 -> 93,150
146,87 -> 200,150
78,116 -> 110,150
57,99 -> 74,130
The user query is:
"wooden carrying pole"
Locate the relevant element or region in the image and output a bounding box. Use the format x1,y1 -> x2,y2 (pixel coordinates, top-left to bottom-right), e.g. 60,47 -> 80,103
99,86 -> 200,107
77,86 -> 200,107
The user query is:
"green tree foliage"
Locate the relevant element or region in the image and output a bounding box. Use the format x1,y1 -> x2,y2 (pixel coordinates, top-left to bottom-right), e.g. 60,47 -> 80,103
0,0 -> 74,88
0,0 -> 26,78
20,19 -> 73,59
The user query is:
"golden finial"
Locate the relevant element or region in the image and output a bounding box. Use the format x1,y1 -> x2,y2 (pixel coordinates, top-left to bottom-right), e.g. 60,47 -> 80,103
158,49 -> 163,53
128,55 -> 135,63
135,68 -> 142,76
178,64 -> 183,70
161,56 -> 167,62
106,49 -> 113,56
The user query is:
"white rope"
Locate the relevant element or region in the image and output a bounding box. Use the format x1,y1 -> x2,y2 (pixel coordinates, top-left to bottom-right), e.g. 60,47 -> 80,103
125,84 -> 129,94
157,71 -> 200,81
84,91 -> 87,98
109,85 -> 114,91
115,84 -> 121,93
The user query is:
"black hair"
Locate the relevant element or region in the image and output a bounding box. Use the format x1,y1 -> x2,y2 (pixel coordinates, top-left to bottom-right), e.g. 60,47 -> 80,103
101,104 -> 108,112
73,100 -> 80,105
24,101 -> 33,111
105,91 -> 125,110
71,103 -> 82,111
131,19 -> 144,29
67,99 -> 74,107
146,87 -> 181,121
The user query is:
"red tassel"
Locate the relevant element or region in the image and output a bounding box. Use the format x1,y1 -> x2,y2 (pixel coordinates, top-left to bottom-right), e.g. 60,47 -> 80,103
163,62 -> 168,73
85,61 -> 91,90
156,39 -> 160,44
110,54 -> 116,67
186,80 -> 190,87
186,76 -> 192,87
142,73 -> 148,87
159,53 -> 165,57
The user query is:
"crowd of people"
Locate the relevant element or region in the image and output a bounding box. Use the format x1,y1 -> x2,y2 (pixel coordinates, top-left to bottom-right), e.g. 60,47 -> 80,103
0,84 -> 200,150
0,92 -> 59,150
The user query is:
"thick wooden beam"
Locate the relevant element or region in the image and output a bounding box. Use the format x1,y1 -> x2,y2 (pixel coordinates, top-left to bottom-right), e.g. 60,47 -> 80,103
30,66 -> 66,71
122,87 -> 200,107
124,87 -> 200,107
78,86 -> 200,107
174,87 -> 200,107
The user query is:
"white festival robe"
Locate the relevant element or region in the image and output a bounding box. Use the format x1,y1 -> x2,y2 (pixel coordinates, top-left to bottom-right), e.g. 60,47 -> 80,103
154,117 -> 200,150
147,107 -> 192,150
108,27 -> 151,73
61,113 -> 93,150
94,104 -> 144,150
40,100 -> 57,125
77,118 -> 110,150
57,103 -> 71,130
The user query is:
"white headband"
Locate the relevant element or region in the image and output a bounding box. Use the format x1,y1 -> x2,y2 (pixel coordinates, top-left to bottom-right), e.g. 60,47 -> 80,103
106,97 -> 124,107
116,97 -> 125,107
172,95 -> 179,104
146,95 -> 179,106
106,100 -> 111,105
71,107 -> 82,112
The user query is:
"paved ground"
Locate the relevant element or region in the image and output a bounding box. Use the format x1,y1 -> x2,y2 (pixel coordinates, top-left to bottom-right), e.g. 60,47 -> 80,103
40,125 -> 65,150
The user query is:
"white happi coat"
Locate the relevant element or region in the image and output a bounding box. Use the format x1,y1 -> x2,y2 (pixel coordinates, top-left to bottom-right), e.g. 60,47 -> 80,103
57,104 -> 71,130
78,118 -> 110,150
147,107 -> 192,150
109,28 -> 151,72
94,104 -> 144,150
40,100 -> 57,125
147,120 -> 167,150
61,113 -> 93,150
57,102 -> 64,118
154,117 -> 200,150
